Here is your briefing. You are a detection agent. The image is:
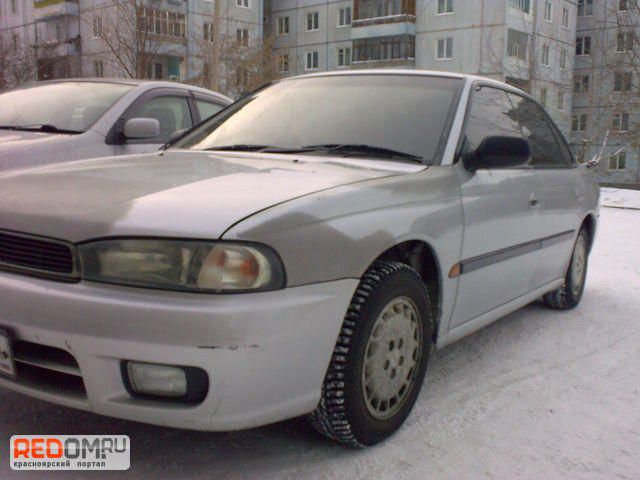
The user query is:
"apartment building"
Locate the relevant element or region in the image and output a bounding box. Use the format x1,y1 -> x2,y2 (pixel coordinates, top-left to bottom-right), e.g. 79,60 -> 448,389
268,0 -> 577,134
2,1 -> 638,186
572,0 -> 639,186
0,0 -> 263,95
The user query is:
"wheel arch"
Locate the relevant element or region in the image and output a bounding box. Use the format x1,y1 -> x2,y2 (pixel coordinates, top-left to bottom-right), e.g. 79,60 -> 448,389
372,239 -> 442,344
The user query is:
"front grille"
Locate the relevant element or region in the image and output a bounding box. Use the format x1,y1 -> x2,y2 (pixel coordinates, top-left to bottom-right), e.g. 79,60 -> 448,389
11,340 -> 87,400
0,230 -> 77,279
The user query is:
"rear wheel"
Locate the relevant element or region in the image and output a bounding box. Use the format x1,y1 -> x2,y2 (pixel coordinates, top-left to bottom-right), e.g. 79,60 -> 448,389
309,261 -> 434,447
543,228 -> 590,310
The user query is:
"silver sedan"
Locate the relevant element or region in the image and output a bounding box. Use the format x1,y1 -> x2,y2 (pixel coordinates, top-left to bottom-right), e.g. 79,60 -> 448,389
0,79 -> 231,172
0,71 -> 599,447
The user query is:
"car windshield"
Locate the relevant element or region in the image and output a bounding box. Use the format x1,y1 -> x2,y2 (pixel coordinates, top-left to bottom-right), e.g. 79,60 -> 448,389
174,75 -> 463,164
0,82 -> 134,133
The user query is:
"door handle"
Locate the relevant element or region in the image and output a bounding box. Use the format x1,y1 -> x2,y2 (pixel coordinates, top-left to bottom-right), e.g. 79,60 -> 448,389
529,193 -> 539,207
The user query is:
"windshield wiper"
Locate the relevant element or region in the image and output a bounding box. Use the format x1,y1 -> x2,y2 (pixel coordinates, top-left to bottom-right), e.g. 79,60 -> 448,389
300,144 -> 424,163
204,144 -> 275,152
0,124 -> 83,134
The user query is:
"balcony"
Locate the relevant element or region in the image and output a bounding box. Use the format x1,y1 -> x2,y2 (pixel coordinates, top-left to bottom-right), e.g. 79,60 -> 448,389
352,34 -> 415,68
33,36 -> 81,58
352,0 -> 415,39
33,0 -> 79,21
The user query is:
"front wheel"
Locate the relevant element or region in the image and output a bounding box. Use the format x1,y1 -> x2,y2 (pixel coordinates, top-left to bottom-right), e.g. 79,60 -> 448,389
309,261 -> 434,447
543,228 -> 590,310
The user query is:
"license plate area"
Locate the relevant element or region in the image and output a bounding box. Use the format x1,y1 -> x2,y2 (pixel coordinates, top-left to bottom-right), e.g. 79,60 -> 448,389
0,330 -> 16,379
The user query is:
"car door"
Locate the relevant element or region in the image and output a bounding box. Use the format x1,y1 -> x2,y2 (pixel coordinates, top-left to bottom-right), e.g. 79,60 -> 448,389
450,85 -> 542,329
115,89 -> 196,155
505,92 -> 584,287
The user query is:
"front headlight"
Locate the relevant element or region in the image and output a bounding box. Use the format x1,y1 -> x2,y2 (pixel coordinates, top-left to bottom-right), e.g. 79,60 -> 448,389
79,239 -> 285,293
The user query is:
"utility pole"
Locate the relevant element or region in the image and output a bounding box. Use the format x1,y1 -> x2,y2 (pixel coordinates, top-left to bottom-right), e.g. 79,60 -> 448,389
211,0 -> 221,91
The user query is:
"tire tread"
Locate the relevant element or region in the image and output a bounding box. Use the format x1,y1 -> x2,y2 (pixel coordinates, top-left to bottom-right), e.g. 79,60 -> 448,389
309,261 -> 430,448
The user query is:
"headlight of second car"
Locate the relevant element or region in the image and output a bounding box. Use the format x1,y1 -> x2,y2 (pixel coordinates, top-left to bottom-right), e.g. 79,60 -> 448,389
79,240 -> 285,293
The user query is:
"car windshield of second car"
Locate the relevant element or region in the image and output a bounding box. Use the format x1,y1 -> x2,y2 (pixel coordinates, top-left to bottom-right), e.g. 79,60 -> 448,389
174,75 -> 463,164
0,82 -> 134,133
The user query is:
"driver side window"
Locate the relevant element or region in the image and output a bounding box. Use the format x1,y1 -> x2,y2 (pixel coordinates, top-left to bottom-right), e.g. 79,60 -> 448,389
127,96 -> 193,144
463,86 -> 524,155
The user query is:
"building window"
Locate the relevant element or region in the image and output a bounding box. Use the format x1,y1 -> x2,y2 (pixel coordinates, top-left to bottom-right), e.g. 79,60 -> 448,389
557,91 -> 565,111
539,88 -> 548,107
306,12 -> 319,31
358,0 -> 414,18
542,44 -> 550,65
613,112 -> 630,131
574,75 -> 590,93
609,151 -> 627,170
619,0 -> 631,11
560,49 -> 567,69
572,113 -> 588,131
236,28 -> 249,47
437,0 -> 454,14
277,16 -> 289,35
55,24 -> 63,42
93,16 -> 102,38
94,60 -> 104,77
508,0 -> 530,14
277,54 -> 289,73
576,36 -> 591,55
338,7 -> 352,26
507,29 -> 529,60
614,72 -> 633,92
562,7 -> 570,28
436,37 -> 453,60
139,8 -> 186,38
306,50 -> 319,70
236,0 -> 249,8
204,22 -> 214,43
11,33 -> 18,52
577,0 -> 593,16
617,32 -> 634,53
544,0 -> 553,22
10,0 -> 17,14
337,47 -> 352,66
353,35 -> 415,62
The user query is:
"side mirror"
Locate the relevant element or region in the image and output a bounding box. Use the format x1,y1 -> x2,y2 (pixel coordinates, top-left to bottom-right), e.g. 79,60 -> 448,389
463,136 -> 531,172
123,117 -> 160,140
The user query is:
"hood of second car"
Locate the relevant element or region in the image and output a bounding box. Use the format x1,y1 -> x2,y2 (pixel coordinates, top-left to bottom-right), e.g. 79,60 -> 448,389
0,129 -> 76,171
0,150 -> 424,242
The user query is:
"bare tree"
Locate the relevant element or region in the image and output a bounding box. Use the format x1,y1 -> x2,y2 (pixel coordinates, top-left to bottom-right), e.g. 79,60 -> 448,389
88,0 -> 179,79
0,49 -> 33,90
570,1 -> 640,171
190,23 -> 276,98
0,40 -> 70,90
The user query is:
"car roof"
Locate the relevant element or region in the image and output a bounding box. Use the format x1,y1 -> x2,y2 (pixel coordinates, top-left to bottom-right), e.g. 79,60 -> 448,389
283,69 -> 528,96
17,78 -> 232,104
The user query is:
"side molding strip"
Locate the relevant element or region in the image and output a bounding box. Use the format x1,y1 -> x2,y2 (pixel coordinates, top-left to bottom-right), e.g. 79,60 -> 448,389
460,230 -> 575,275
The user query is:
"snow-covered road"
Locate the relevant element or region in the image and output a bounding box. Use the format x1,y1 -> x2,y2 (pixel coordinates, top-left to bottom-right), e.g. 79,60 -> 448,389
1,206 -> 639,479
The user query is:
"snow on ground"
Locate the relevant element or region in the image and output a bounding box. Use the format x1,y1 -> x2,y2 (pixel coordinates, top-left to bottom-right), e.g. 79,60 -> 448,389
1,199 -> 639,479
601,187 -> 640,210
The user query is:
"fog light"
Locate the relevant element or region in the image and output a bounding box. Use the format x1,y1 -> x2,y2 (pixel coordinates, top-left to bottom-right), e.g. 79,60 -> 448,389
127,362 -> 187,398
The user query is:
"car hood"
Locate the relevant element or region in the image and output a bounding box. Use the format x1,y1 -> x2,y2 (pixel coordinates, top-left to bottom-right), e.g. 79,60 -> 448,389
0,150 -> 424,242
0,129 -> 76,171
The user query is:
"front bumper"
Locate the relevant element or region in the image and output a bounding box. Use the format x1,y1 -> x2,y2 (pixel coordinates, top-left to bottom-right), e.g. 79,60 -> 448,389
0,271 -> 358,431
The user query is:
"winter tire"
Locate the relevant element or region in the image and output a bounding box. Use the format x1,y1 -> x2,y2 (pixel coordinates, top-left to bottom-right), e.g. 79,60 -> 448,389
543,228 -> 590,310
309,261 -> 434,447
